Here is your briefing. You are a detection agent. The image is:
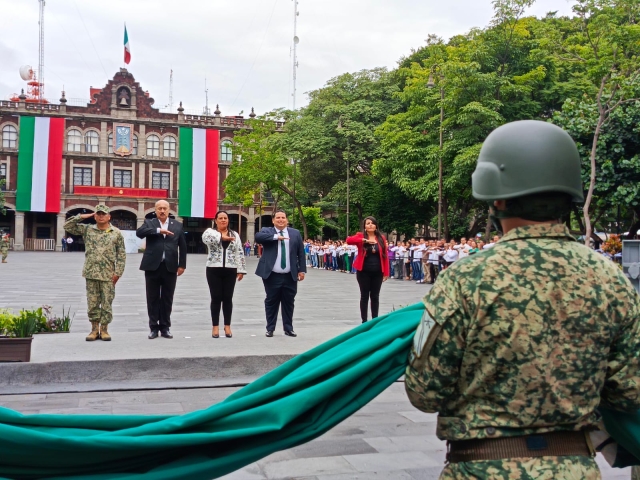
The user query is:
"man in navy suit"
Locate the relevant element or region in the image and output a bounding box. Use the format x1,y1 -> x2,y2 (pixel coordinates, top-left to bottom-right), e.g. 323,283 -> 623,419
255,209 -> 306,337
136,200 -> 187,339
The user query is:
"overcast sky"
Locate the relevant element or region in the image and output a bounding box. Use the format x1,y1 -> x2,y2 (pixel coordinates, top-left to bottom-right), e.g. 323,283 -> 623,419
1,0 -> 574,116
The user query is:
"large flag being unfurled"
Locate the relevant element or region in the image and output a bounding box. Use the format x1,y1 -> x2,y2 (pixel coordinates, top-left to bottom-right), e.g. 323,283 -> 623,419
124,25 -> 131,64
16,116 -> 64,213
178,127 -> 219,218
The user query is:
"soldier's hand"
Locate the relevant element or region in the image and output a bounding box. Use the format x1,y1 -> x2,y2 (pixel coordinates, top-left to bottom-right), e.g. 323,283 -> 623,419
177,267 -> 185,276
80,213 -> 95,220
112,275 -> 120,285
159,229 -> 174,236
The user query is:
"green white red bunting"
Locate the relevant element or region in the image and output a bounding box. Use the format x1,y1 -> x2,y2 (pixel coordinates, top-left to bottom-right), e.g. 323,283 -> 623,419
178,127 -> 219,218
16,116 -> 64,213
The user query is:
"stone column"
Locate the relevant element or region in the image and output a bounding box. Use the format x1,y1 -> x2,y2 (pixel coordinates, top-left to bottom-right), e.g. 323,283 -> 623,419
247,207 -> 256,242
137,201 -> 145,228
14,213 -> 25,251
56,214 -> 66,252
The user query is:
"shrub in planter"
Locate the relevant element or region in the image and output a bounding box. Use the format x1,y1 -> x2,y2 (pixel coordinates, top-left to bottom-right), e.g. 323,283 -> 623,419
0,309 -> 38,362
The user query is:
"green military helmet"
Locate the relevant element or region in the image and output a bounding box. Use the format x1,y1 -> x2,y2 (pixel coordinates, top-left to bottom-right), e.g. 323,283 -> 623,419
472,120 -> 584,202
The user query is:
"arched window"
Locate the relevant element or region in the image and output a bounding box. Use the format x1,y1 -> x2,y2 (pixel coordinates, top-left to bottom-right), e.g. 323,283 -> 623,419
163,136 -> 176,158
147,134 -> 160,157
2,125 -> 17,149
108,132 -> 113,154
221,139 -> 232,162
67,129 -> 82,152
85,131 -> 99,153
132,134 -> 138,155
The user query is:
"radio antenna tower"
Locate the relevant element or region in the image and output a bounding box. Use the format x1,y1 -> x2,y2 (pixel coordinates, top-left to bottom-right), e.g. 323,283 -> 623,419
38,0 -> 45,102
169,69 -> 173,111
292,0 -> 299,110
203,78 -> 211,115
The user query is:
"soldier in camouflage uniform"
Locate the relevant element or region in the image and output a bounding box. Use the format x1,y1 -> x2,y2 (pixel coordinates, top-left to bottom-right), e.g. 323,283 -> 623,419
1,233 -> 9,263
64,205 -> 126,342
405,121 -> 640,479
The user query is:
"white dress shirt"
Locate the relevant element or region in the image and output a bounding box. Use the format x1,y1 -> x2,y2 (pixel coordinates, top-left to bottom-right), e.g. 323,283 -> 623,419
271,227 -> 291,273
156,218 -> 169,260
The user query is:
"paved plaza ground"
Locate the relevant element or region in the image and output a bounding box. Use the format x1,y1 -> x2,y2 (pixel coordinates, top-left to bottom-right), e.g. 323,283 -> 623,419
0,252 -> 632,479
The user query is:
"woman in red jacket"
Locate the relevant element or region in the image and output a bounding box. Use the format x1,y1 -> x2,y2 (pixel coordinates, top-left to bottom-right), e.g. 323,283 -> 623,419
347,216 -> 389,323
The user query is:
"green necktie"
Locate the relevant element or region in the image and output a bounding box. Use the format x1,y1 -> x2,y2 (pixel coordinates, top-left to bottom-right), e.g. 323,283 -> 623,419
279,230 -> 287,269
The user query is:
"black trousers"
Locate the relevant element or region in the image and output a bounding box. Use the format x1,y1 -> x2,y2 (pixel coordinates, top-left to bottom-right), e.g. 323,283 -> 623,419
356,270 -> 383,323
145,262 -> 177,332
263,272 -> 297,332
206,267 -> 237,326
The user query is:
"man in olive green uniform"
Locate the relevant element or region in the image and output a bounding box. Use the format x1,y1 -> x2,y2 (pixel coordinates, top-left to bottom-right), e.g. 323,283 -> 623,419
1,233 -> 9,263
64,205 -> 126,341
405,121 -> 640,479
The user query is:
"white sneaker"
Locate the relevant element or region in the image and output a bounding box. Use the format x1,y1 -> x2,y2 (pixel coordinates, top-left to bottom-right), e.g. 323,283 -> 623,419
416,280 -> 424,284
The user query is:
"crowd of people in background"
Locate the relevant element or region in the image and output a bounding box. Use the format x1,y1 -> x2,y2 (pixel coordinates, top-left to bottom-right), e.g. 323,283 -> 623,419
301,234 -> 502,283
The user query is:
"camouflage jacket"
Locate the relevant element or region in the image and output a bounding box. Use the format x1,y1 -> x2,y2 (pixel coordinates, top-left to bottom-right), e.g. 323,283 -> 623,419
406,223 -> 640,441
63,215 -> 126,281
0,238 -> 8,250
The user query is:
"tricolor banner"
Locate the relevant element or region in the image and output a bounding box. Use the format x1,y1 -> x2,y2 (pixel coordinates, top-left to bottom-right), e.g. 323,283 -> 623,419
124,25 -> 131,64
178,127 -> 219,218
16,116 -> 64,213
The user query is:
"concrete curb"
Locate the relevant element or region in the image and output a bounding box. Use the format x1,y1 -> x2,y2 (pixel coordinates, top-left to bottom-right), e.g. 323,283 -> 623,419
0,355 -> 295,395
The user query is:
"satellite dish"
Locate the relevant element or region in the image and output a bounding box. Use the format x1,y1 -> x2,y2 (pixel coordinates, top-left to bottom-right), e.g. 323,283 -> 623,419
19,65 -> 33,81
293,36 -> 300,44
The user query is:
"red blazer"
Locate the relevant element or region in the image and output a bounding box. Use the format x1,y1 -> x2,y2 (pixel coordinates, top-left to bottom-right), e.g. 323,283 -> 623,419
346,232 -> 390,276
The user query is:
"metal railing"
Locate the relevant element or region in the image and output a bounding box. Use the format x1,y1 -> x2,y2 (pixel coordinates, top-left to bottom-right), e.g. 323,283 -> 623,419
24,238 -> 56,251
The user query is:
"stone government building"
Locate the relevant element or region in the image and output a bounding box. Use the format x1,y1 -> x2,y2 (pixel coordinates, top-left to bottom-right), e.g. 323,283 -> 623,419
0,69 -> 275,252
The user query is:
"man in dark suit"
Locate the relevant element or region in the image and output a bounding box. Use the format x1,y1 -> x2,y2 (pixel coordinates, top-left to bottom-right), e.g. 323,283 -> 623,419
255,209 -> 306,337
136,200 -> 187,339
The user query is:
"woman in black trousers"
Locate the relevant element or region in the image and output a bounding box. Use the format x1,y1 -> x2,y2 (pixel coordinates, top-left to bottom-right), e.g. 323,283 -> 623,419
202,211 -> 247,338
347,216 -> 390,323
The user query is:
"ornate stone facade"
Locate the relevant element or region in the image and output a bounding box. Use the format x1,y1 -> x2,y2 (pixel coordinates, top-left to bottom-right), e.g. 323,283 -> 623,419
0,69 -> 277,251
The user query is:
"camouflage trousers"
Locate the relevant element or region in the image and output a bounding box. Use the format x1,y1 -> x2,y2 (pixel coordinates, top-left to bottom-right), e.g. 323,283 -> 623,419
1,247 -> 7,261
438,456 -> 600,480
86,279 -> 115,325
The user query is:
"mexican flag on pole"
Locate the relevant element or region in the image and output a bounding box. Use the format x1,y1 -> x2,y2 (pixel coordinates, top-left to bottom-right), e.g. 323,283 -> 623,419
178,128 -> 219,218
16,116 -> 64,213
124,25 -> 131,64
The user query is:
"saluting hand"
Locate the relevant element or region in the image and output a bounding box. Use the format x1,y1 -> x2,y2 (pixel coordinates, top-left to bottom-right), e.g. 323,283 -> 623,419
159,229 -> 174,236
80,213 -> 95,220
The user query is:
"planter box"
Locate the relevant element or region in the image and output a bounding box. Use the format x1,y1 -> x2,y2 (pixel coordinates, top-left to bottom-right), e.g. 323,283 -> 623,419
34,331 -> 70,334
0,337 -> 33,362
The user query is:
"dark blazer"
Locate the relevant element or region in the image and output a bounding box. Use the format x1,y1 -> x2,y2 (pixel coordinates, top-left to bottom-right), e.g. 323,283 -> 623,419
255,227 -> 306,281
136,218 -> 187,273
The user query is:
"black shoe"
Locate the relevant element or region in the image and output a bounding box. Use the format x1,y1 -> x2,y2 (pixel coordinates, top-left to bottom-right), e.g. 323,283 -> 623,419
161,329 -> 173,339
284,330 -> 297,337
148,330 -> 159,339
265,331 -> 274,337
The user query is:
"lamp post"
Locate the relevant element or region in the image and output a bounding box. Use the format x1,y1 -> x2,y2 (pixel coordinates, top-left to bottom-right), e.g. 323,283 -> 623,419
427,68 -> 444,240
337,117 -> 349,237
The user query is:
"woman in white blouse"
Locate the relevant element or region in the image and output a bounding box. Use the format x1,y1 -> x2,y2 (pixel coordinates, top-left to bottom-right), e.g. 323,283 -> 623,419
202,211 -> 247,338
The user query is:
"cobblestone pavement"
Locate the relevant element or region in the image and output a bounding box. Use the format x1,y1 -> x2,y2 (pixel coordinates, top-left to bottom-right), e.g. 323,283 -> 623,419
0,383 -> 629,480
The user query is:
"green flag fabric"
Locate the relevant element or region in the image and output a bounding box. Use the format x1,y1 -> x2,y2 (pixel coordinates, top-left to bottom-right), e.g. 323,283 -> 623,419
0,304 -> 425,479
0,302 -> 637,479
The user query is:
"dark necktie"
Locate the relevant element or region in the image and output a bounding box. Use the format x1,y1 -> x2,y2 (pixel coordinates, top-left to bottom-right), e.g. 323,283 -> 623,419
279,230 -> 286,269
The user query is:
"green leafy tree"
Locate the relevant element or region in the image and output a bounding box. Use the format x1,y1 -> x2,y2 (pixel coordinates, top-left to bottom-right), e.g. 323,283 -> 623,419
223,113 -> 309,238
543,0 -> 640,244
300,207 -> 325,239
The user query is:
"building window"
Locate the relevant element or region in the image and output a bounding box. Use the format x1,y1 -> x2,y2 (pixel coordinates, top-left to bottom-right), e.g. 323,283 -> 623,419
73,167 -> 92,186
147,134 -> 160,157
221,140 -> 232,162
2,125 -> 17,149
132,134 -> 138,155
108,132 -> 113,154
163,136 -> 176,158
113,169 -> 132,188
152,171 -> 170,190
67,129 -> 82,152
85,131 -> 99,153
0,163 -> 6,190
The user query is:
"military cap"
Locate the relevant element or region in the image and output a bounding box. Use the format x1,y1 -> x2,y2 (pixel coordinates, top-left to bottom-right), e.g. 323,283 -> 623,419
95,205 -> 110,214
